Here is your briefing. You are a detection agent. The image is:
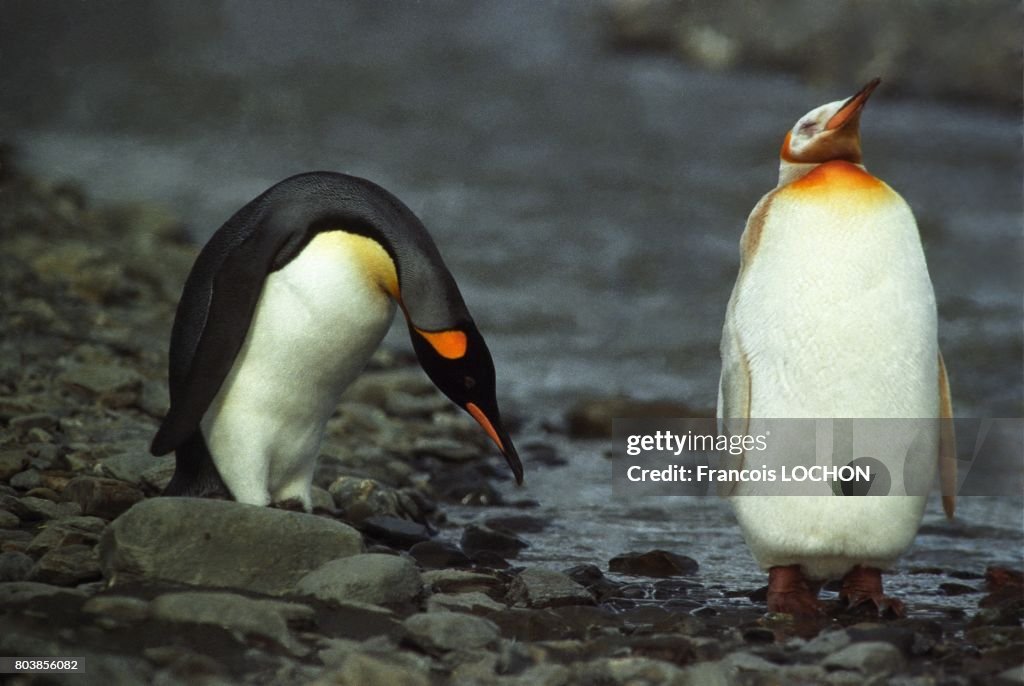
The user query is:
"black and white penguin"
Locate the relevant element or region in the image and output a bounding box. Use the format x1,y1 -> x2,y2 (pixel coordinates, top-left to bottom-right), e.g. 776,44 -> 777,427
150,172 -> 523,510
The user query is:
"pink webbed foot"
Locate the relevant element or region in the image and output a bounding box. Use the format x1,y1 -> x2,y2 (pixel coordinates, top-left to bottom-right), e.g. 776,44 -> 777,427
839,565 -> 906,618
767,565 -> 825,617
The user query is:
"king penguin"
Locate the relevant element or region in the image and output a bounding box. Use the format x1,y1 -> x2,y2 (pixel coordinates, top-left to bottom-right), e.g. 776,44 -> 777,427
717,79 -> 957,616
150,171 -> 523,510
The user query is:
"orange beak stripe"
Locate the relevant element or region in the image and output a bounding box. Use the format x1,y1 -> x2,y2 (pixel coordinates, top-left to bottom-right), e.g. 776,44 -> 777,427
416,328 -> 468,359
826,77 -> 881,131
466,402 -> 505,453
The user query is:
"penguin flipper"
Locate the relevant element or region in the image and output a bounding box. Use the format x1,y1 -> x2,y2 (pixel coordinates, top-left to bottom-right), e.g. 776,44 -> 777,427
151,220 -> 303,456
937,351 -> 956,518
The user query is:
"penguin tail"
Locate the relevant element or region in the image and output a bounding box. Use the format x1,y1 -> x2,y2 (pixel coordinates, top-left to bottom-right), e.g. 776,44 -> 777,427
162,431 -> 231,499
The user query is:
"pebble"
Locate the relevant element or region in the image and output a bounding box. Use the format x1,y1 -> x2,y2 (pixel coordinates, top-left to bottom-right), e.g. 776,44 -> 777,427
507,568 -> 595,609
402,611 -> 500,652
150,591 -> 313,656
62,475 -> 145,519
296,553 -> 422,606
0,580 -> 88,603
427,591 -> 506,613
82,594 -> 151,624
8,496 -> 82,521
823,641 -> 906,675
360,515 -> 431,548
329,476 -> 408,522
98,450 -> 172,485
408,540 -> 472,569
0,450 -> 29,480
27,515 -> 106,555
28,543 -> 102,585
0,510 -> 19,528
0,550 -> 34,581
461,523 -> 529,559
99,497 -> 363,594
609,549 -> 699,577
9,412 -> 59,433
312,651 -> 431,686
422,569 -> 503,595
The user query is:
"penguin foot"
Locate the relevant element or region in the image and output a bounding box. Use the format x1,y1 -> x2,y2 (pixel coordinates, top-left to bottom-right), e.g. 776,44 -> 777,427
271,497 -> 307,512
767,565 -> 824,616
839,565 -> 906,618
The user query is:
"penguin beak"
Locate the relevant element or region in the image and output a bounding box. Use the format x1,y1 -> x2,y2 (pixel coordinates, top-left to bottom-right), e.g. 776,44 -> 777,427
826,77 -> 881,131
466,402 -> 524,485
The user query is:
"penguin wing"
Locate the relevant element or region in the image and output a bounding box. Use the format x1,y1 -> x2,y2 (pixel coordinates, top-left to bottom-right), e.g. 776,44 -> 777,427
150,219 -> 304,455
937,351 -> 956,518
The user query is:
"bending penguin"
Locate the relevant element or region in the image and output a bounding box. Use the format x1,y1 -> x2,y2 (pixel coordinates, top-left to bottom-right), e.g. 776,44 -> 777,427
718,79 -> 957,617
150,172 -> 523,510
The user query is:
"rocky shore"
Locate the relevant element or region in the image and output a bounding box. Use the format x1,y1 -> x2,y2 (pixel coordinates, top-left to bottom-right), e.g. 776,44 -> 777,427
1,148 -> 1022,685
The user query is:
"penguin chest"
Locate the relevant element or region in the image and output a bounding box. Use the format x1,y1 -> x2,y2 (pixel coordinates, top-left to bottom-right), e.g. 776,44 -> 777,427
734,187 -> 939,417
201,231 -> 398,462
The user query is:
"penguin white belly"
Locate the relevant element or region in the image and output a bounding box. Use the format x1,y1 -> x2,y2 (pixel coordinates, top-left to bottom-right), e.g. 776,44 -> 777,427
726,185 -> 939,579
200,231 -> 397,507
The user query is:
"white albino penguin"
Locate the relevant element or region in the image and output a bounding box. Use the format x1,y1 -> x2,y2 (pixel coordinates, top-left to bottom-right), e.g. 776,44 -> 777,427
717,79 -> 957,616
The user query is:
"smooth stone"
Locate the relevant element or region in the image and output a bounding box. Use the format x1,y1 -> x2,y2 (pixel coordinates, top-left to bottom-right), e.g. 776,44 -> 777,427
329,476 -> 406,522
59,363 -> 141,396
461,523 -> 529,558
9,469 -> 42,490
62,476 -> 145,519
0,550 -> 34,581
403,611 -> 500,652
508,568 -> 595,609
27,515 -> 107,555
27,543 -> 102,585
0,510 -> 19,528
150,591 -> 313,656
823,641 -> 906,674
422,569 -> 502,594
427,591 -> 506,613
360,515 -> 431,548
609,550 -> 699,577
0,450 -> 30,480
408,540 -> 472,569
99,498 -> 363,594
7,495 -> 82,521
98,451 -> 173,485
0,580 -> 88,603
296,553 -> 421,606
311,651 -> 430,686
82,594 -> 151,623
485,514 -> 549,534
411,437 -> 480,461
799,629 -> 852,656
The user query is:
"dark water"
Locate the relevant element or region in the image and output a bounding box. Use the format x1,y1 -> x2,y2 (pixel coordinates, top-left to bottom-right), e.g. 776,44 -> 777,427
9,1 -> 1022,608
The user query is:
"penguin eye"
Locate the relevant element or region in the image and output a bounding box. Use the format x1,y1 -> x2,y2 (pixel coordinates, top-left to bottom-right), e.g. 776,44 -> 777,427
464,376 -> 476,389
798,120 -> 817,135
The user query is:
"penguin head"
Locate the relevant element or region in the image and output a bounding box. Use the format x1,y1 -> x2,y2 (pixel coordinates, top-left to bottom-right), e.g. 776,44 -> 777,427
409,323 -> 524,484
781,78 -> 880,166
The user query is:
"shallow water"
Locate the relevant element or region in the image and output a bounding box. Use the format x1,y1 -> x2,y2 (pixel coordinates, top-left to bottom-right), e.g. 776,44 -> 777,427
10,1 -> 1022,606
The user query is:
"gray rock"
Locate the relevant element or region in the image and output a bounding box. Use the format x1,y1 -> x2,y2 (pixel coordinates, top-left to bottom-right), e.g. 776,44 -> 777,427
62,475 -> 145,519
99,497 -> 362,594
422,569 -> 502,594
27,515 -> 107,554
311,651 -> 430,686
508,568 -> 595,608
0,580 -> 88,603
9,469 -> 42,490
799,629 -> 853,656
82,594 -> 151,624
328,476 -> 407,522
150,591 -> 313,656
9,413 -> 59,433
403,611 -> 500,652
99,451 -> 173,485
427,591 -> 506,613
0,450 -> 29,480
8,495 -> 82,521
0,551 -> 34,581
996,665 -> 1024,686
59,362 -> 141,396
28,543 -> 102,585
823,641 -> 906,675
0,509 -> 19,528
296,553 -> 421,605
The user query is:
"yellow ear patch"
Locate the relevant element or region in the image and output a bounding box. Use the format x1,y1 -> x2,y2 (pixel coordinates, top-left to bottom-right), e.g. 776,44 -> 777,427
416,328 -> 468,359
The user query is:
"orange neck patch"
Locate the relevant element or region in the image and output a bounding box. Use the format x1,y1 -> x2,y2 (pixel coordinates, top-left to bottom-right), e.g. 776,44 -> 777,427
786,160 -> 883,193
416,328 -> 468,359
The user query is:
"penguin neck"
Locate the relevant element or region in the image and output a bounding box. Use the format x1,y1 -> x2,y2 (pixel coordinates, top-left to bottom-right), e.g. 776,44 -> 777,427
776,159 -> 868,188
